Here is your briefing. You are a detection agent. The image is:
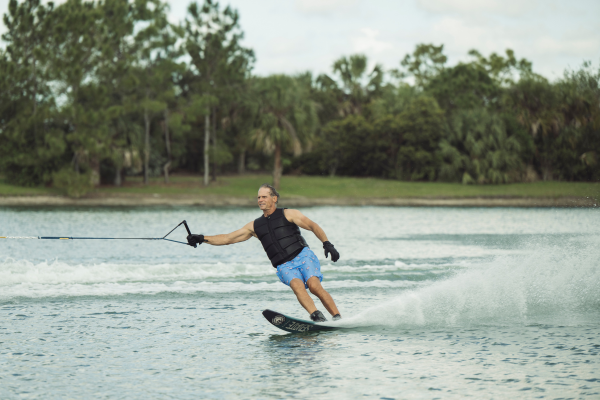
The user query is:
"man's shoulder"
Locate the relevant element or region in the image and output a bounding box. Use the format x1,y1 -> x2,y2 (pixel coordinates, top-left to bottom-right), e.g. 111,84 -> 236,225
283,208 -> 303,223
242,220 -> 257,238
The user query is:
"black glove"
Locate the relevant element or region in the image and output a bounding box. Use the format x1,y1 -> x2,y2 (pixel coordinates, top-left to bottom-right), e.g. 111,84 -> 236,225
323,241 -> 340,262
187,234 -> 204,248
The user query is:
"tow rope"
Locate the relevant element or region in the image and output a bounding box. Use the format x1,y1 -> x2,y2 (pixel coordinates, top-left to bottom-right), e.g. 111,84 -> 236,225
0,220 -> 197,247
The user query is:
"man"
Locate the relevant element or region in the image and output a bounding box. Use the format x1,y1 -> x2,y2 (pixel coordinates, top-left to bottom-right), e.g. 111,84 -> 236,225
187,183 -> 341,322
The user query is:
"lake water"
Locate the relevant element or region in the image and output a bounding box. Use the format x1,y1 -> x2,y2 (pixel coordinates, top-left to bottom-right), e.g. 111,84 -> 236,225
1,206 -> 599,399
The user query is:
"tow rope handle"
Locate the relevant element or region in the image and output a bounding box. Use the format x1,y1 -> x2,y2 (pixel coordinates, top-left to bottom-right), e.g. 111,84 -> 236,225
182,220 -> 196,248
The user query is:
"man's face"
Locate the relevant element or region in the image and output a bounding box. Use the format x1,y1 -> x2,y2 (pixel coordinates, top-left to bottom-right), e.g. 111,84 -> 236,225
257,188 -> 277,211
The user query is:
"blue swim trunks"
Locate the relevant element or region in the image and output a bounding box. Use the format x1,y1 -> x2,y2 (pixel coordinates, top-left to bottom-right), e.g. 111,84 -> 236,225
275,247 -> 323,288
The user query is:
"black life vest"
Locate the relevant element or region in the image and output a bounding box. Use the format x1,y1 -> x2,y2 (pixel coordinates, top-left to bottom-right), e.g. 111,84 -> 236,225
254,208 -> 308,267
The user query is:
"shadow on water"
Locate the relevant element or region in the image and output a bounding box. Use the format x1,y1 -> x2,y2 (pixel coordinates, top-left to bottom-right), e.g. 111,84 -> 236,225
265,325 -> 395,344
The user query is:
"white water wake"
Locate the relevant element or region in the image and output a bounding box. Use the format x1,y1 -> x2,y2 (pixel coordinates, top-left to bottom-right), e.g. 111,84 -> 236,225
0,257 -> 437,298
342,236 -> 600,328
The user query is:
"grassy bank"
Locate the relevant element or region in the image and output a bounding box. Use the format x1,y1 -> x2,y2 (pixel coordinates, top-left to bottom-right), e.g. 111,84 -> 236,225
0,180 -> 59,196
1,174 -> 599,199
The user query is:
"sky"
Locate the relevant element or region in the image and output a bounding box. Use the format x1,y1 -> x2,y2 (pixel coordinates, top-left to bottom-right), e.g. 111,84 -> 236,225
1,0 -> 599,80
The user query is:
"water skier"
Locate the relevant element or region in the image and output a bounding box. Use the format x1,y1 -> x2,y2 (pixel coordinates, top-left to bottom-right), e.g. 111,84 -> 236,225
186,183 -> 341,322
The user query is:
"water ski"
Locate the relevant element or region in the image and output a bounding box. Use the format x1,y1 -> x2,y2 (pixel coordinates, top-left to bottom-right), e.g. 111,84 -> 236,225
262,309 -> 340,333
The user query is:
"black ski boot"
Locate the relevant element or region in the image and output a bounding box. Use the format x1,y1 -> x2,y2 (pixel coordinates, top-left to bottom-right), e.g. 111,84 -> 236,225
310,310 -> 327,322
332,314 -> 342,321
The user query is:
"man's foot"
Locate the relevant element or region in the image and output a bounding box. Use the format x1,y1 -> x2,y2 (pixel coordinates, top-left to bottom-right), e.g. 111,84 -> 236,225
310,310 -> 327,322
332,314 -> 341,321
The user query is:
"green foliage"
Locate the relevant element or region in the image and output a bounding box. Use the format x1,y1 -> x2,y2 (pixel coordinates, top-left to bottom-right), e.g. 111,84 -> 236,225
212,142 -> 234,166
0,0 -> 598,191
250,74 -> 318,187
0,0 -> 65,185
313,73 -> 345,123
251,75 -> 318,152
506,62 -> 600,181
399,44 -> 447,86
185,0 -> 254,91
426,62 -> 500,112
439,110 -> 526,184
329,54 -> 384,116
182,0 -> 254,184
468,48 -> 533,85
52,167 -> 93,198
367,83 -> 417,120
0,107 -> 67,186
320,115 -> 373,176
395,96 -> 445,181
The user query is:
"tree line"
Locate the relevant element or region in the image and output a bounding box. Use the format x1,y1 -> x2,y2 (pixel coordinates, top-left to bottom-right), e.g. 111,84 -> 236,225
1,0 -> 598,196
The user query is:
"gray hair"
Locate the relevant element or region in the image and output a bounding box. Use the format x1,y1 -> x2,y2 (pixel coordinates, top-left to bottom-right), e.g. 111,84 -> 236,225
259,183 -> 280,204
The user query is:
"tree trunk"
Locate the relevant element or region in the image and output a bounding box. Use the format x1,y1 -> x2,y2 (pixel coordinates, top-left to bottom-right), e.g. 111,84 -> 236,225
89,156 -> 101,187
163,110 -> 171,184
163,161 -> 172,183
144,108 -> 150,185
237,150 -> 245,174
211,107 -> 217,182
273,143 -> 282,190
203,110 -> 210,186
32,54 -> 37,116
329,164 -> 337,178
542,165 -> 552,181
328,155 -> 338,177
73,152 -> 80,174
114,167 -> 122,186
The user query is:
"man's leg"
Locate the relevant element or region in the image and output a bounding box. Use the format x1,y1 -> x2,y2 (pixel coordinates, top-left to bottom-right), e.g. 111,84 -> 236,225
306,277 -> 340,316
289,278 -> 318,314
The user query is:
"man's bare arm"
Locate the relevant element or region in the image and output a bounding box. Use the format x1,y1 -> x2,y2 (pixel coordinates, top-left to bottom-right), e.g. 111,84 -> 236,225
284,209 -> 328,243
204,221 -> 255,246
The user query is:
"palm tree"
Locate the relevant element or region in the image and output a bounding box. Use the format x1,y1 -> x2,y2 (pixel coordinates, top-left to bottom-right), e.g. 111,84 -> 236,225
251,74 -> 318,189
439,109 -> 525,184
331,54 -> 384,115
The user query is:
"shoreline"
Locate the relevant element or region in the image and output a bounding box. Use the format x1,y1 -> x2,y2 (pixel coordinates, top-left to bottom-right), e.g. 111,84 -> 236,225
0,194 -> 596,208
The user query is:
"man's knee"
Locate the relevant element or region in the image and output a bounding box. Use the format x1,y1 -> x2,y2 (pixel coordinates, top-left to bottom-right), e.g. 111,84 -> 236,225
290,278 -> 307,293
307,277 -> 324,295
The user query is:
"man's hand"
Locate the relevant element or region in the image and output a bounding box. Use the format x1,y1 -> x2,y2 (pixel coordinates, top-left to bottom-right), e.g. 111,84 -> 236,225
323,241 -> 340,262
187,234 -> 204,247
